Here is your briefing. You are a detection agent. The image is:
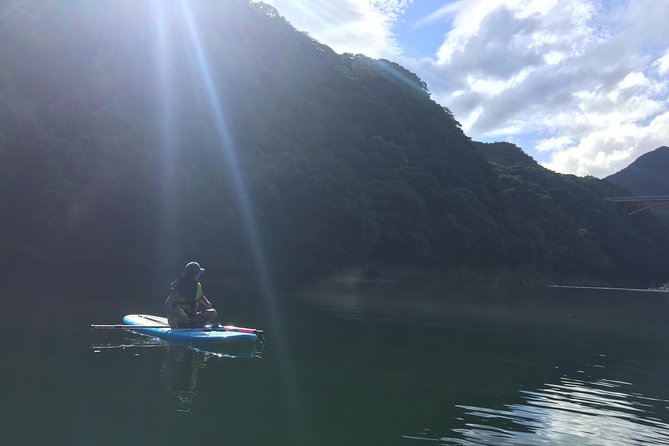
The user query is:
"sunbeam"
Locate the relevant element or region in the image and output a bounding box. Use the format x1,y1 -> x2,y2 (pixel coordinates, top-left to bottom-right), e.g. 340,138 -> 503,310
179,0 -> 269,285
151,0 -> 179,267
177,1 -> 307,441
377,59 -> 427,95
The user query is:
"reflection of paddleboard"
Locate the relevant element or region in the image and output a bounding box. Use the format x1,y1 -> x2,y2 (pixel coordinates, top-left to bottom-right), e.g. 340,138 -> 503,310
122,314 -> 262,347
91,338 -> 262,359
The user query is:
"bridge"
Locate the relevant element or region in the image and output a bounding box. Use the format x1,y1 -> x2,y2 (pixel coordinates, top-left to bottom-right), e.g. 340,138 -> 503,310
604,196 -> 669,215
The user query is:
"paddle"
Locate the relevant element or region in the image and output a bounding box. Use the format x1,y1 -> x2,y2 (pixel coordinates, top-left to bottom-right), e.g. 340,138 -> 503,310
91,324 -> 170,329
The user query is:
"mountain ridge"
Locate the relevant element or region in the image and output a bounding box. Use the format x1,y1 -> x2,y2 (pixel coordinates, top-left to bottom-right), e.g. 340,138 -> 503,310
606,146 -> 669,196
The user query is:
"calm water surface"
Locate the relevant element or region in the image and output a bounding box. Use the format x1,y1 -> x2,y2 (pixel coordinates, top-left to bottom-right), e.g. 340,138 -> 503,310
4,272 -> 669,445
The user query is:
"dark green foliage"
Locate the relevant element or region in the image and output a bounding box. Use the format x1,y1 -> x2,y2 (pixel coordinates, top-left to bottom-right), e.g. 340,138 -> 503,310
1,0 -> 667,285
475,142 -> 669,284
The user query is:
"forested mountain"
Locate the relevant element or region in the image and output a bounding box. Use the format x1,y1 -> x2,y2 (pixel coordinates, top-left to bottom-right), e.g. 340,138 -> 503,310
476,142 -> 668,284
1,0 -> 667,285
606,146 -> 669,195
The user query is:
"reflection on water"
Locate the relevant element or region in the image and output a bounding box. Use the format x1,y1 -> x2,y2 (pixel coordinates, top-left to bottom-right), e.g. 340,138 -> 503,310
91,332 -> 263,413
94,342 -> 212,413
305,284 -> 669,445
92,334 -> 168,352
160,346 -> 208,413
10,274 -> 669,445
91,331 -> 264,359
405,374 -> 669,445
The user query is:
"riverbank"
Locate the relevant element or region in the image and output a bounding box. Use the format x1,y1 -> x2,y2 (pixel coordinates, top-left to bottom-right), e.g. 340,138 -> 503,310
3,258 -> 666,298
319,265 -> 669,294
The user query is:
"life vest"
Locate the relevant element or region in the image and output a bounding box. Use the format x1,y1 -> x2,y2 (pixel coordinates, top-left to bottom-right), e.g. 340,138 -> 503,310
170,280 -> 203,316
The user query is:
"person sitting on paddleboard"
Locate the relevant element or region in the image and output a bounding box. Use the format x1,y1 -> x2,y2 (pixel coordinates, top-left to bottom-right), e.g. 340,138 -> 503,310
165,262 -> 217,328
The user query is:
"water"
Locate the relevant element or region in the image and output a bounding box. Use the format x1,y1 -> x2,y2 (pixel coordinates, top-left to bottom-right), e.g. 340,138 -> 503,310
3,271 -> 669,445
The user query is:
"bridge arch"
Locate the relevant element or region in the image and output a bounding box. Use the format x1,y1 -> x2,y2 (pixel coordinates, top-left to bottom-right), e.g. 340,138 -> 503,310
605,196 -> 669,215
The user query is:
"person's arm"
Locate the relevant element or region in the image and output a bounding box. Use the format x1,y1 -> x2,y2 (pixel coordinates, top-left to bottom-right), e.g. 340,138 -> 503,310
200,294 -> 213,309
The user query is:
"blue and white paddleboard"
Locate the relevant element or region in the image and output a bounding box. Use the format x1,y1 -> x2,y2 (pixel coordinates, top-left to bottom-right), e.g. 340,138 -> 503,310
122,314 -> 261,346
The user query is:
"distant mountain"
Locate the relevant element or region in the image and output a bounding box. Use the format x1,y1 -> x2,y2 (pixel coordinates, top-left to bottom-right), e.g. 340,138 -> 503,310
1,0 -> 668,286
606,146 -> 669,196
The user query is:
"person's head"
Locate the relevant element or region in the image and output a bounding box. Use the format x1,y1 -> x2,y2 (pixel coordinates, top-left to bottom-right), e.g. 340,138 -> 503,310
184,261 -> 205,280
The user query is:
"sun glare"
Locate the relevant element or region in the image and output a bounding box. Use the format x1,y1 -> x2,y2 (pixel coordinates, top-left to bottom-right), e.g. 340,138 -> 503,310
172,0 -> 305,439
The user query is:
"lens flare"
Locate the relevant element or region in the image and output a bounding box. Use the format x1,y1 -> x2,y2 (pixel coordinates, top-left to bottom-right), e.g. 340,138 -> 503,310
177,1 -> 306,440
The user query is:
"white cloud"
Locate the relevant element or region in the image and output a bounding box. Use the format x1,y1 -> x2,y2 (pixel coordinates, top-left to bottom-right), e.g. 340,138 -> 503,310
412,1 -> 462,30
262,0 -> 409,58
543,112 -> 669,177
536,136 -> 573,153
400,0 -> 669,177
655,50 -> 669,75
370,0 -> 412,20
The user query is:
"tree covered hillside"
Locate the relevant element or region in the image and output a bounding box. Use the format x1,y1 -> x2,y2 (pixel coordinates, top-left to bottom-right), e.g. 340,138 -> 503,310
1,0 -> 667,285
476,142 -> 669,284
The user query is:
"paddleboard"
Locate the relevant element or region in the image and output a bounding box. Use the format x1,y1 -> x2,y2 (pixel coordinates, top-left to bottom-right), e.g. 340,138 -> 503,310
122,314 -> 261,346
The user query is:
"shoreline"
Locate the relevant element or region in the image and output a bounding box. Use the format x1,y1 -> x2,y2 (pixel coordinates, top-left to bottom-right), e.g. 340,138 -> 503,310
547,284 -> 669,293
322,265 -> 669,293
3,259 -> 667,294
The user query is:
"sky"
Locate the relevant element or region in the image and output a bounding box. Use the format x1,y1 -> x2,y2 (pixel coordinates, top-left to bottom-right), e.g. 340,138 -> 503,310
262,0 -> 669,178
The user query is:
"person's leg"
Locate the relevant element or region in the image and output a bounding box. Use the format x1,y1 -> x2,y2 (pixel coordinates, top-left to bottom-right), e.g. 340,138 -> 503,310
191,308 -> 217,326
172,308 -> 191,328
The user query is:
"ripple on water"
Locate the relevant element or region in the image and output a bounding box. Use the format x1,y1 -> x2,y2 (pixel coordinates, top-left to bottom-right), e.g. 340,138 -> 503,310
403,376 -> 669,445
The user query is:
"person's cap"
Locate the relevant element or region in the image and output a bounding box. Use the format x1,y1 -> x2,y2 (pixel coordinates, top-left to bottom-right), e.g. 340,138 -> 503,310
185,261 -> 205,275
